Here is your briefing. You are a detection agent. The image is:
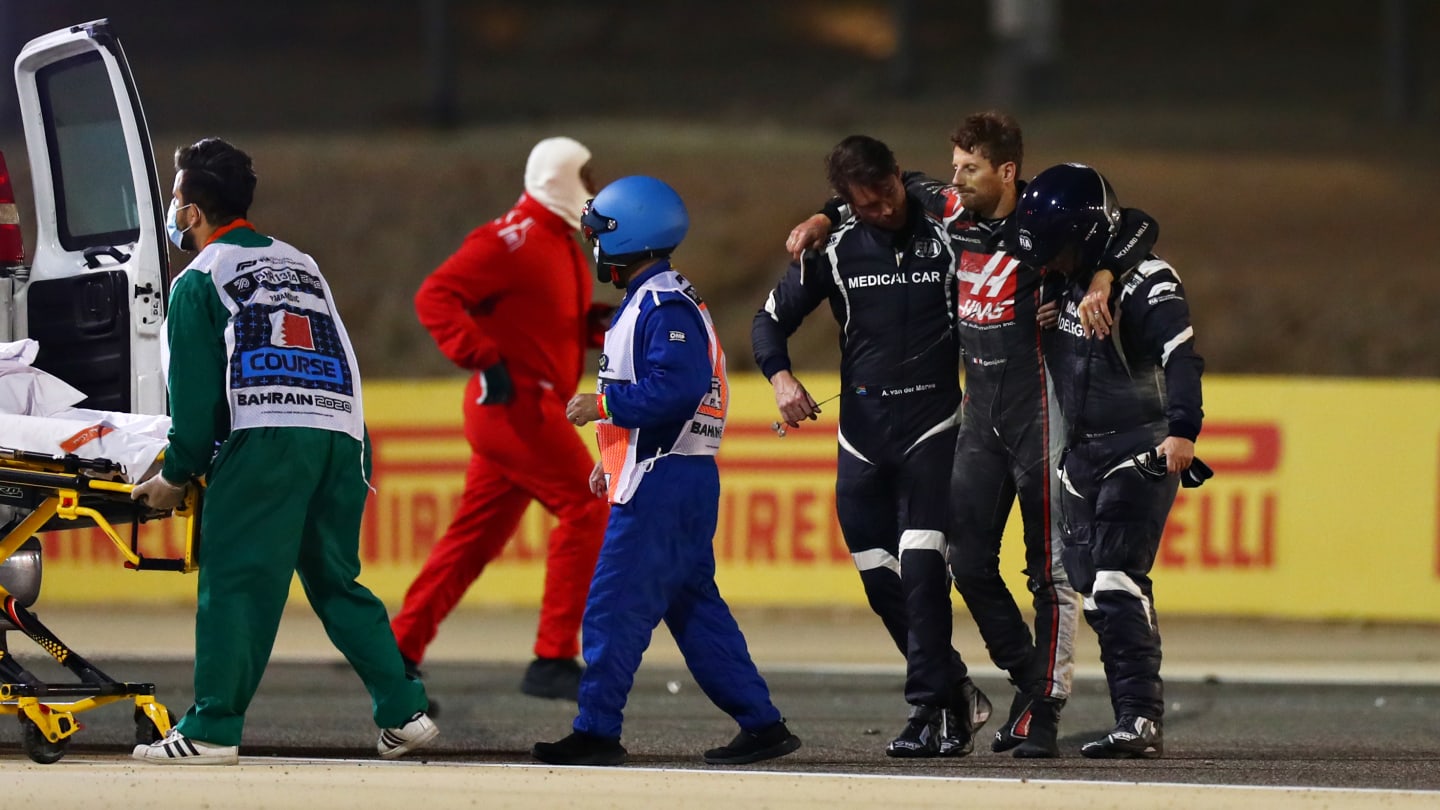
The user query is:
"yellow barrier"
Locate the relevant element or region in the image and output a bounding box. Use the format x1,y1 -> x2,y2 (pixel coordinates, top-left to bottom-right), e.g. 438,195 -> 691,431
32,375 -> 1440,622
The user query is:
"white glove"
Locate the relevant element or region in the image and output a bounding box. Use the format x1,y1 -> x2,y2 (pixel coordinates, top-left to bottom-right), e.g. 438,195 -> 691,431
131,473 -> 186,511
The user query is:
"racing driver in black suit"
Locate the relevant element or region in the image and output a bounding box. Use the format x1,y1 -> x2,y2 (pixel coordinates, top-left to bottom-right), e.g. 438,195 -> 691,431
1016,162 -> 1206,759
784,113 -> 1157,758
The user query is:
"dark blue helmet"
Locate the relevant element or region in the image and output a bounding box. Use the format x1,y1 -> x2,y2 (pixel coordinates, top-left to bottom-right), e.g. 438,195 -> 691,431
1013,163 -> 1121,273
580,176 -> 688,281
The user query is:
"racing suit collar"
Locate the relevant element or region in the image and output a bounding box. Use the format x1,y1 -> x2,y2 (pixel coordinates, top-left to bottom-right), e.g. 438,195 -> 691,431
622,259 -> 674,297
881,194 -> 924,248
203,218 -> 257,247
514,192 -> 576,235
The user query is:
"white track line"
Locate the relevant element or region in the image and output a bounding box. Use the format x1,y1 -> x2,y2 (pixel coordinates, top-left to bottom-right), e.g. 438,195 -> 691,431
251,756 -> 1440,796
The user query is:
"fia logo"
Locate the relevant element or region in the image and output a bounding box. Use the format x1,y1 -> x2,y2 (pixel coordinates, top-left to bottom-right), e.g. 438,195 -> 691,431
1017,231 -> 1033,251
913,239 -> 942,259
1148,280 -> 1179,303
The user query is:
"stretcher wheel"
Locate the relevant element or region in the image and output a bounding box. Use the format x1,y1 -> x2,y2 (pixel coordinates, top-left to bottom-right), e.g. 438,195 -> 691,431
18,715 -> 68,764
134,706 -> 177,746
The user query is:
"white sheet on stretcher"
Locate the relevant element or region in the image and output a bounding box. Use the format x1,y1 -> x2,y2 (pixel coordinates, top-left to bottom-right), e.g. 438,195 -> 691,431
0,339 -> 171,483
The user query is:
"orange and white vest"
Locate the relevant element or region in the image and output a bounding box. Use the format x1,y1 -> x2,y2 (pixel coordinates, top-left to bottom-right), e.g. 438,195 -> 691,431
594,269 -> 728,504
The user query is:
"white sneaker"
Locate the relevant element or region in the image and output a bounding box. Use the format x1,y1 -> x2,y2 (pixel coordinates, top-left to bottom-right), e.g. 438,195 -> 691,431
132,728 -> 239,765
377,711 -> 438,759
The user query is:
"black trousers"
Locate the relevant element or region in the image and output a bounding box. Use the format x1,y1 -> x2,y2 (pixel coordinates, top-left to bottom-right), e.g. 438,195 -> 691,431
835,421 -> 967,708
949,388 -> 1079,701
1057,439 -> 1179,722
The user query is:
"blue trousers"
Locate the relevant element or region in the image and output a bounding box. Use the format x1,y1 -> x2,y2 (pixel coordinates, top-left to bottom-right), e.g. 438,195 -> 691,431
573,455 -> 780,740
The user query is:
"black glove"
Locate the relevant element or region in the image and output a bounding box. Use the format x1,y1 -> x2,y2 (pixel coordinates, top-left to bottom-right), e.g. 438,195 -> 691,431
1181,457 -> 1214,488
588,303 -> 617,334
475,362 -> 513,405
1130,448 -> 1213,488
1104,208 -> 1160,273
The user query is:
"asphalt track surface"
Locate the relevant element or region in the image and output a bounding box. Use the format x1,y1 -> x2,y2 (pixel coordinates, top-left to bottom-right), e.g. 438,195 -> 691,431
1,606 -> 1436,800
30,659 -> 1436,790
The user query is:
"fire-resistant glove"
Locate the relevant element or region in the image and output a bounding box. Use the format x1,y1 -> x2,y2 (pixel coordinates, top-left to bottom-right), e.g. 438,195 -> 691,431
588,303 -> 617,335
475,362 -> 514,405
131,472 -> 187,511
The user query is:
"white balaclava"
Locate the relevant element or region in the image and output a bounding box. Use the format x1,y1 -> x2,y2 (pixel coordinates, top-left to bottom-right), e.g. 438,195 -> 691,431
523,137 -> 592,229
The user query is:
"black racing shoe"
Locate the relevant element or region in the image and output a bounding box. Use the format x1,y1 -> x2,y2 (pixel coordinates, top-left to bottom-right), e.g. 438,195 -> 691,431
520,657 -> 583,701
886,705 -> 946,758
1080,716 -> 1163,759
992,690 -> 1031,753
532,731 -> 627,766
1012,698 -> 1062,759
704,720 -> 802,765
954,677 -> 993,739
938,708 -> 976,757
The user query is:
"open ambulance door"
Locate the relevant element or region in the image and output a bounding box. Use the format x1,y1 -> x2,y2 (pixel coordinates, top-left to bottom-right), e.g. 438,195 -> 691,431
12,18 -> 168,415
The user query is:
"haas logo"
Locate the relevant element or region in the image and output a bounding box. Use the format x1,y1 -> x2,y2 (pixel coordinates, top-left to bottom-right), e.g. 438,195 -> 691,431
270,310 -> 316,350
957,252 -> 1019,324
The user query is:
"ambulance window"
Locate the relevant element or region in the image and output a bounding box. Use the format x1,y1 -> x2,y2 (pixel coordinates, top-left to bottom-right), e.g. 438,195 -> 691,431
35,50 -> 139,251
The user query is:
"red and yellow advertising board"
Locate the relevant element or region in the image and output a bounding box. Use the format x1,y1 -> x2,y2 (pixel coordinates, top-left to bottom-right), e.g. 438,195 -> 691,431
32,375 -> 1440,622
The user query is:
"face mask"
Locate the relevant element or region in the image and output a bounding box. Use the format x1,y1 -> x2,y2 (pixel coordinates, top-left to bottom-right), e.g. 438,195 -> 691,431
166,199 -> 195,251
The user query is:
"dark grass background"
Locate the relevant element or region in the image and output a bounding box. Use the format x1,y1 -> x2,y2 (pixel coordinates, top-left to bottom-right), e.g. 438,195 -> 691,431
1,0 -> 1437,379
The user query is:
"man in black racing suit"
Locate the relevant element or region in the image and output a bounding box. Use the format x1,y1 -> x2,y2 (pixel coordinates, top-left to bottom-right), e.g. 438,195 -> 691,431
752,135 -> 988,758
792,113 -> 1158,758
1017,162 -> 1206,759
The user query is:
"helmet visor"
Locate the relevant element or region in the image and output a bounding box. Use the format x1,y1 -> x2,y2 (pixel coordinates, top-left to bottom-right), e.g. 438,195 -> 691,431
579,199 -> 615,245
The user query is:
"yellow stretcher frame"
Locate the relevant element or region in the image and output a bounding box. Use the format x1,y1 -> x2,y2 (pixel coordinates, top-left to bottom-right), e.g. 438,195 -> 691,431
0,449 -> 201,574
0,448 -> 200,763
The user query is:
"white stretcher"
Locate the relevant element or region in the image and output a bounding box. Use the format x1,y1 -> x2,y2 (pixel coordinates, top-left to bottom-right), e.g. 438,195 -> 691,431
0,340 -> 199,763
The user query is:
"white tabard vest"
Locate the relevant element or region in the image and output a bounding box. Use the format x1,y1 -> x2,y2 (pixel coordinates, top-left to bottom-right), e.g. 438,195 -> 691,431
191,238 -> 365,441
595,269 -> 728,504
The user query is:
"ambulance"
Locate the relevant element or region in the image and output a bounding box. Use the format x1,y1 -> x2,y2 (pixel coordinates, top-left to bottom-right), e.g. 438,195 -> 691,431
4,18 -> 167,415
0,20 -> 186,764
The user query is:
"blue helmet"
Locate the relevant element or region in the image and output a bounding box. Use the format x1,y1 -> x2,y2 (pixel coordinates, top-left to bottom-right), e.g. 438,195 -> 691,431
1013,163 -> 1121,273
580,175 -> 689,281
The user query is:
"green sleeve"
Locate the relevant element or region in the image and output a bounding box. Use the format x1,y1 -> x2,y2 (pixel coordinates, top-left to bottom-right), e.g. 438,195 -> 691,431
160,270 -> 232,482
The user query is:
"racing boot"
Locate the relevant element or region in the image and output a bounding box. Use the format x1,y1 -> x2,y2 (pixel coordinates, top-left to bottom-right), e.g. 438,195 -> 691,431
992,688 -> 1030,753
1012,697 -> 1062,758
703,720 -> 802,765
939,677 -> 992,757
1080,715 -> 1163,759
936,708 -> 976,757
532,730 -> 627,766
955,677 -> 993,731
886,704 -> 947,758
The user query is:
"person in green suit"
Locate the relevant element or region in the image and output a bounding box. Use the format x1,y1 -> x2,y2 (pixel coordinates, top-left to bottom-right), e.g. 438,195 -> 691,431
130,137 -> 437,765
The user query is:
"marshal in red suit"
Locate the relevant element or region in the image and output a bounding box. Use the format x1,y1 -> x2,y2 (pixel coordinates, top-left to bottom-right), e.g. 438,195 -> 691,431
391,137 -> 611,701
